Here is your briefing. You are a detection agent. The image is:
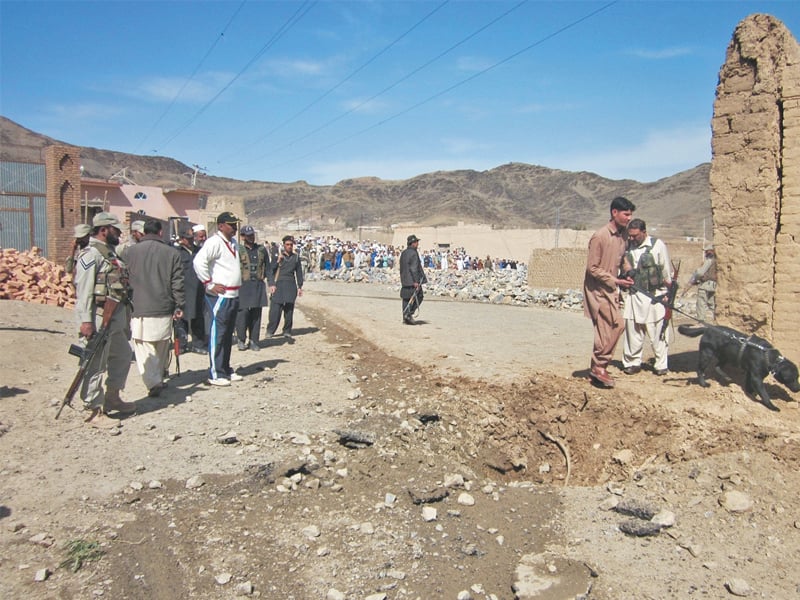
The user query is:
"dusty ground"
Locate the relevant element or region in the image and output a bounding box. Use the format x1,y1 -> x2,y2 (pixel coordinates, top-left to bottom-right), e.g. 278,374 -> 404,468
1,280 -> 799,599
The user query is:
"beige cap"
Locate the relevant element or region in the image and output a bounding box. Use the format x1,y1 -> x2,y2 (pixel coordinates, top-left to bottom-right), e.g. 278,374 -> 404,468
131,220 -> 146,233
73,223 -> 91,238
92,212 -> 121,228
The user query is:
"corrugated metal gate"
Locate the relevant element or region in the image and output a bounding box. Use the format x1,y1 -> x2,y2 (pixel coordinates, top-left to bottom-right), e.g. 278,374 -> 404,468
0,161 -> 48,254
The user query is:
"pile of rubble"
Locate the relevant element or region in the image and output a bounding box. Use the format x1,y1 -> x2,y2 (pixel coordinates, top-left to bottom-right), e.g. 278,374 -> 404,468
0,247 -> 75,308
306,266 -> 584,311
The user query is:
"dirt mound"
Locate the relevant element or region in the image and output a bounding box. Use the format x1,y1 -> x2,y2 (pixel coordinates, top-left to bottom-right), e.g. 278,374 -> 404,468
1,287 -> 799,599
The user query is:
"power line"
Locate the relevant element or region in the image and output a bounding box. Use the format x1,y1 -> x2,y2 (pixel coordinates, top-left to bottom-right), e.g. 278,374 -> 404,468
225,0 -> 530,172
134,1 -> 247,155
154,0 -> 317,154
216,0 -> 451,165
268,1 -> 617,171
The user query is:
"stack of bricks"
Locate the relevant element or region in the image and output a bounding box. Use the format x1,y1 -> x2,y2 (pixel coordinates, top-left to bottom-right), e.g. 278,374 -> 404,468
0,247 -> 76,308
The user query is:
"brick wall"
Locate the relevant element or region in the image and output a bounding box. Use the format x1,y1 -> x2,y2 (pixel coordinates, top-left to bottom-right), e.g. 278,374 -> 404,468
528,240 -> 704,292
710,14 -> 800,358
44,145 -> 82,262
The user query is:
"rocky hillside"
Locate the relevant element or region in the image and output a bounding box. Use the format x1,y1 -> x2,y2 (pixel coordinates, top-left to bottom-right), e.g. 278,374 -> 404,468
1,116 -> 710,234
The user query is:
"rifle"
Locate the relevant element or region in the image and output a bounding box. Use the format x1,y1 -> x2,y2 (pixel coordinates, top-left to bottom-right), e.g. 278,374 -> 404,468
173,318 -> 188,375
659,260 -> 680,341
403,285 -> 422,320
57,298 -> 119,419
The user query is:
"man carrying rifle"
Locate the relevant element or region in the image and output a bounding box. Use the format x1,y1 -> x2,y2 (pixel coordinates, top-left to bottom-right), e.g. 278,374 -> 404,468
399,234 -> 427,325
621,219 -> 673,377
73,212 -> 136,427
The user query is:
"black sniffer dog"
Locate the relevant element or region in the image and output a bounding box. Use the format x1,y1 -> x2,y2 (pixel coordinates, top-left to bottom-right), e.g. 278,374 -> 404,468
679,324 -> 800,411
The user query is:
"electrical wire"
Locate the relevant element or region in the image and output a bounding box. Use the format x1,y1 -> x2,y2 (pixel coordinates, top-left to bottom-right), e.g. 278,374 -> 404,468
133,1 -> 247,155
154,0 -> 317,154
266,1 -> 617,172
216,0 -> 451,165
223,0 -> 530,172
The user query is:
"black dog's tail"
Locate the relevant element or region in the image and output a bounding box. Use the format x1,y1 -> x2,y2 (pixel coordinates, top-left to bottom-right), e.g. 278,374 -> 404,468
678,324 -> 706,337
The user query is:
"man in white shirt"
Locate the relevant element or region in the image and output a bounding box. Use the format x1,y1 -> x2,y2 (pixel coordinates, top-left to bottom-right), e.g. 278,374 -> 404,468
622,219 -> 673,376
193,212 -> 243,386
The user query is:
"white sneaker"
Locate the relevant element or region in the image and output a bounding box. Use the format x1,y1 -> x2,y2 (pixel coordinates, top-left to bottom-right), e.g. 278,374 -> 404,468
228,372 -> 243,382
207,377 -> 231,387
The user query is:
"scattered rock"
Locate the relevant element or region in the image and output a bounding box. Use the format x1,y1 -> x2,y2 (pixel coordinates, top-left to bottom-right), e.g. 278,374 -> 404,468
215,572 -> 232,585
719,491 -> 753,513
421,506 -> 437,522
185,475 -> 205,489
614,498 -> 658,520
618,519 -> 663,537
725,577 -> 752,597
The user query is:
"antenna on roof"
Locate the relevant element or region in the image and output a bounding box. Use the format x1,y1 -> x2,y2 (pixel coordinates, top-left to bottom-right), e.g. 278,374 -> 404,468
109,167 -> 137,185
184,164 -> 207,188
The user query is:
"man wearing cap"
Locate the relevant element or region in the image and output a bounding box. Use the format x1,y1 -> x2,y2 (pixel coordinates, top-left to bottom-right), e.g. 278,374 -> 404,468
236,225 -> 270,350
117,220 -> 145,262
266,235 -> 303,338
65,223 -> 91,275
177,227 -> 206,353
192,223 -> 207,249
193,212 -> 243,386
399,234 -> 427,325
73,211 -> 136,427
126,220 -> 185,396
688,244 -> 717,322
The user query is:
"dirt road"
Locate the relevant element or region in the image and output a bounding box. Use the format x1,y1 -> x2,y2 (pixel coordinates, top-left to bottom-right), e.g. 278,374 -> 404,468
1,281 -> 798,599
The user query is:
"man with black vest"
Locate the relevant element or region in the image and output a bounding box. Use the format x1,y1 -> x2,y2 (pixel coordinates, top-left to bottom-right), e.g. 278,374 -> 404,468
236,225 -> 270,350
621,219 -> 672,376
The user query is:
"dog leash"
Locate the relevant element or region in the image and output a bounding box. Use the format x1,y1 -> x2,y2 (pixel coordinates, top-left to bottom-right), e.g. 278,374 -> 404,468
628,284 -> 783,362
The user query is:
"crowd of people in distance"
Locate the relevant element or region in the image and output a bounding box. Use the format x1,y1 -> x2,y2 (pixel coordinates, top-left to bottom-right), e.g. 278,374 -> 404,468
271,233 -> 522,275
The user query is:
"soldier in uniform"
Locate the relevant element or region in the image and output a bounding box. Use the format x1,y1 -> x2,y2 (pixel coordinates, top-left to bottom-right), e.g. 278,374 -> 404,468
688,244 -> 717,322
621,219 -> 672,376
65,223 -> 91,275
236,225 -> 270,351
266,235 -> 303,338
399,234 -> 427,324
73,212 -> 136,428
177,228 -> 207,353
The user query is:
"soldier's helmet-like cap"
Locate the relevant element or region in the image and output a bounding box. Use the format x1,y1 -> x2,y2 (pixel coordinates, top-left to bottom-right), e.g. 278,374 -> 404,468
407,234 -> 420,245
241,225 -> 256,236
216,211 -> 240,224
92,212 -> 122,228
73,224 -> 91,238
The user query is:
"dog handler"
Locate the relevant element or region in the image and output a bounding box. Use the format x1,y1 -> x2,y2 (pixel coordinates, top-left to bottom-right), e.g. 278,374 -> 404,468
583,197 -> 636,387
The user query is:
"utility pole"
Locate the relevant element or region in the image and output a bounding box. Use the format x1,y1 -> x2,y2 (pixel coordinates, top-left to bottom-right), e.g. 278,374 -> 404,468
186,164 -> 207,188
554,206 -> 561,249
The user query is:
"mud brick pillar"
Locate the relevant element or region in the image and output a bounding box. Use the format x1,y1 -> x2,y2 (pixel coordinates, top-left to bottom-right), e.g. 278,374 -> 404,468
45,145 -> 82,263
709,14 -> 800,359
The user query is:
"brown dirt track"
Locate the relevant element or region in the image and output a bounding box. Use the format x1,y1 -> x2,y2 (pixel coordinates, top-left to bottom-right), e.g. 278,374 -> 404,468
1,280 -> 799,599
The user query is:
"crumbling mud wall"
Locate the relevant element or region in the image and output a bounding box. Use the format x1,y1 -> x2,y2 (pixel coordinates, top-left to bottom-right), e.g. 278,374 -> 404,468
710,14 -> 800,358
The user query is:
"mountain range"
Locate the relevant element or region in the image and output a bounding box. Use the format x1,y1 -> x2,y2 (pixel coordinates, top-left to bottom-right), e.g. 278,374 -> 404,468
1,116 -> 711,236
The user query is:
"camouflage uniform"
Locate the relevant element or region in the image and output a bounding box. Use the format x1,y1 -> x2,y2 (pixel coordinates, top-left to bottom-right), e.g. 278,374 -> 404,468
690,254 -> 716,323
73,238 -> 132,410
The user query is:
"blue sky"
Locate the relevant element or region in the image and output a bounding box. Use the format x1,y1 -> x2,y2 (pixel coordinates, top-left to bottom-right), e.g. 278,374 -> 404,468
2,1 -> 799,186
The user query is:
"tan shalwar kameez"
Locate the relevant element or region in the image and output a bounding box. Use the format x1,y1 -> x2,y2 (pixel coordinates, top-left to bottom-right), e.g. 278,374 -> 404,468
583,221 -> 627,371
